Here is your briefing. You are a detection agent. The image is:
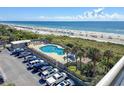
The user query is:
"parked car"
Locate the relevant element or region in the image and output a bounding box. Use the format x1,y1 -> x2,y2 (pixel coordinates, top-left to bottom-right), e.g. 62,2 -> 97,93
10,48 -> 24,55
41,68 -> 59,80
7,47 -> 13,51
18,52 -> 32,58
24,55 -> 37,62
38,66 -> 53,73
27,59 -> 44,69
57,79 -> 75,86
33,62 -> 49,71
14,51 -> 26,57
27,57 -> 39,62
27,59 -> 41,65
24,55 -> 33,60
46,72 -> 67,86
0,72 -> 4,84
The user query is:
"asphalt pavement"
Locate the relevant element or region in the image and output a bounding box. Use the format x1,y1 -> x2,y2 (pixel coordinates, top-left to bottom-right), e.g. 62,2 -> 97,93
0,49 -> 42,86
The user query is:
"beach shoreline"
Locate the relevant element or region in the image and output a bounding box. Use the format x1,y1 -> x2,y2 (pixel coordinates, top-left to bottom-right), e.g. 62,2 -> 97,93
1,23 -> 124,45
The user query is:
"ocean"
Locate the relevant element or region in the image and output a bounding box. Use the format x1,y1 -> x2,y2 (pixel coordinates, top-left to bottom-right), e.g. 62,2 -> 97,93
1,21 -> 124,34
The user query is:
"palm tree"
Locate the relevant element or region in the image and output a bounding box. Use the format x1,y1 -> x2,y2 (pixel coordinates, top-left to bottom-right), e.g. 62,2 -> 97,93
44,36 -> 53,43
77,50 -> 83,70
71,46 -> 80,71
77,48 -> 87,70
104,50 -> 114,63
103,50 -> 114,71
88,48 -> 102,77
64,46 -> 71,67
81,48 -> 88,61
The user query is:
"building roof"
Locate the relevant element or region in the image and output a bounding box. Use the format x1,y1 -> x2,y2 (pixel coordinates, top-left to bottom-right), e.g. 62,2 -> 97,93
11,40 -> 31,45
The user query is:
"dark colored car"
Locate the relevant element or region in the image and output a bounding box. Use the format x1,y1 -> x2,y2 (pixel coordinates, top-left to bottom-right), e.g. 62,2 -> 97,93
38,66 -> 53,73
27,57 -> 38,62
18,52 -> 32,58
24,55 -> 37,62
14,51 -> 25,57
0,73 -> 4,84
7,47 -> 13,51
10,48 -> 24,55
33,62 -> 49,71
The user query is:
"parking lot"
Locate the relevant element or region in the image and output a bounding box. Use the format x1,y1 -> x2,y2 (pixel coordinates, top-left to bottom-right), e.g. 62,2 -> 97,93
0,45 -> 79,86
0,49 -> 41,86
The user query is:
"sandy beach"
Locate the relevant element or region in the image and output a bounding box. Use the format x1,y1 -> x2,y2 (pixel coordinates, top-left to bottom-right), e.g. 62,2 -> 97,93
3,23 -> 124,45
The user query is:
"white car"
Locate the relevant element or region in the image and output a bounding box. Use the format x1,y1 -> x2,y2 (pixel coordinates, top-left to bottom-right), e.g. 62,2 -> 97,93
29,59 -> 44,64
46,72 -> 67,86
41,68 -> 59,80
27,59 -> 44,68
57,79 -> 75,86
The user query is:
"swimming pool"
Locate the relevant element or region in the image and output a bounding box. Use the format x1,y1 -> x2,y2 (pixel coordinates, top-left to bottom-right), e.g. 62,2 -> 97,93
40,44 -> 64,55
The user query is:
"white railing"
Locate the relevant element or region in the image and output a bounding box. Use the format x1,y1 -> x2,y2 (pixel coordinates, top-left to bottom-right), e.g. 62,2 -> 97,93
96,56 -> 124,86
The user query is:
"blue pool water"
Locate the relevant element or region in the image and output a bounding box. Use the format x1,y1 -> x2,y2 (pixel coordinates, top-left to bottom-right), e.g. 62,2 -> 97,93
40,44 -> 64,55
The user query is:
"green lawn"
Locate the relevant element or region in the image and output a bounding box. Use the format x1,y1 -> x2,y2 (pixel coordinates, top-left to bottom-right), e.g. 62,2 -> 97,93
68,66 -> 81,75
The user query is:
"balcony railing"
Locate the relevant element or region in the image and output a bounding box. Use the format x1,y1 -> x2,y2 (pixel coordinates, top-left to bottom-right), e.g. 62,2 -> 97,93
96,56 -> 124,86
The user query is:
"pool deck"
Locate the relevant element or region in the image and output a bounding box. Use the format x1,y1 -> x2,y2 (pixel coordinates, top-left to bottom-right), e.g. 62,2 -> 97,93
28,43 -> 67,64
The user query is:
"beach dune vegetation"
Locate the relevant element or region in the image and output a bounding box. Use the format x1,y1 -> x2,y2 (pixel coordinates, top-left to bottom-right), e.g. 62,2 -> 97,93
0,24 -> 124,85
